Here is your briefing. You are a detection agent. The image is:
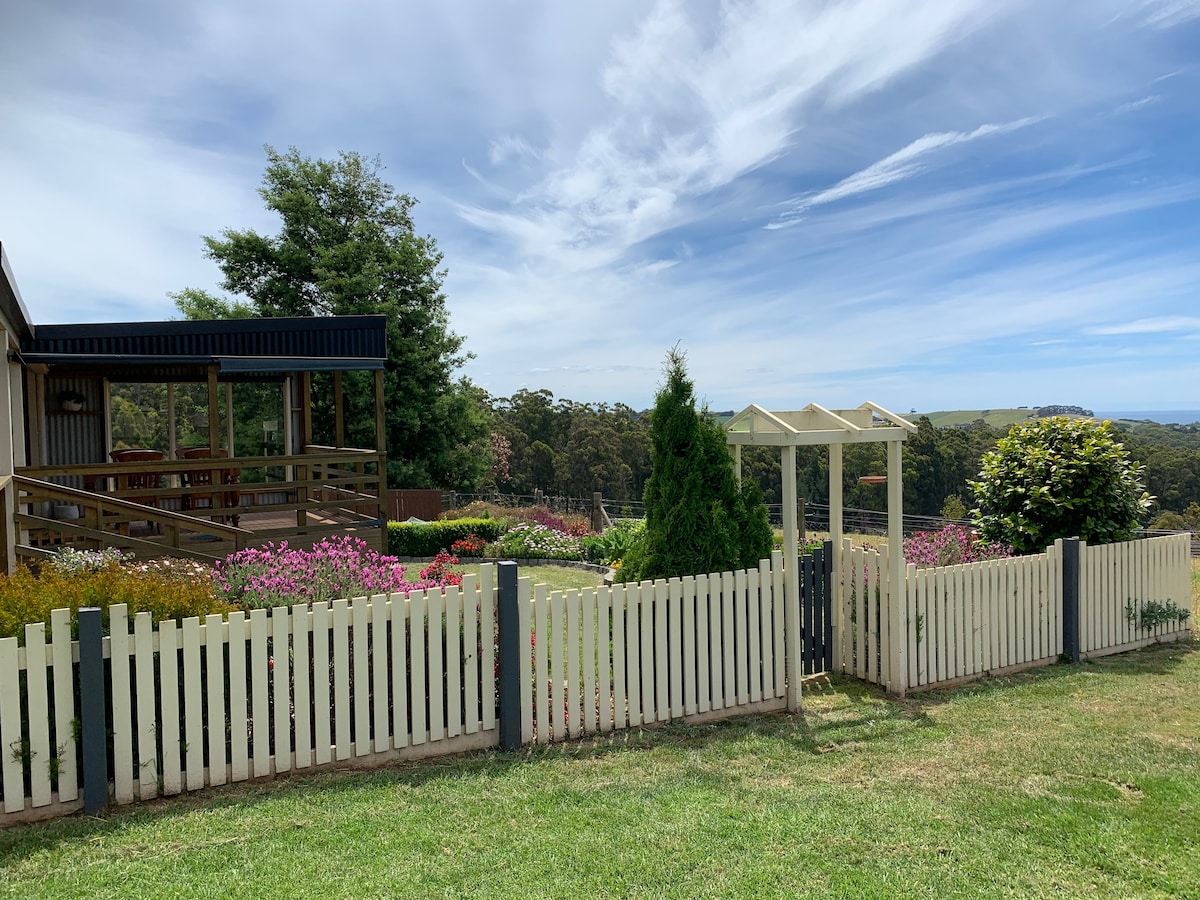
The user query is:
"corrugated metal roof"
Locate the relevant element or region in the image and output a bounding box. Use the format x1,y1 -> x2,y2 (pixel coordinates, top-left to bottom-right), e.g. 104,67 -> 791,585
20,315 -> 388,379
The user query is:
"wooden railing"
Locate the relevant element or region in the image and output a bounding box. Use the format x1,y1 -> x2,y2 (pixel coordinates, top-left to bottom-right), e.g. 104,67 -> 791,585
14,448 -> 385,561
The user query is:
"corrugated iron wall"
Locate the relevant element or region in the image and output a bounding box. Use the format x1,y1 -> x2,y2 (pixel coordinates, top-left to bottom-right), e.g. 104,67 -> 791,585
45,376 -> 106,487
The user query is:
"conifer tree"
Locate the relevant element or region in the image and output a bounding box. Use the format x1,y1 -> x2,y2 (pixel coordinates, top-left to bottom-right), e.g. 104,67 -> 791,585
622,349 -> 771,581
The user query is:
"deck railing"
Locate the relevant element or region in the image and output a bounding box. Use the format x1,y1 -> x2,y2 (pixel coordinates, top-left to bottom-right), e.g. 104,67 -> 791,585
15,447 -> 384,561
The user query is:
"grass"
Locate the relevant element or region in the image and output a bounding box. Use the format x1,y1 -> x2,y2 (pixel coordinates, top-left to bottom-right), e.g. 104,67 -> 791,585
1,557 -> 1194,897
3,629 -> 1199,897
458,563 -> 606,593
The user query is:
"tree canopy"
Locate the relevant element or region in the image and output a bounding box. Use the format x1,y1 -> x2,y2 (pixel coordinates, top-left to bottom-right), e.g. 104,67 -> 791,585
620,349 -> 771,581
970,417 -> 1153,553
177,146 -> 489,489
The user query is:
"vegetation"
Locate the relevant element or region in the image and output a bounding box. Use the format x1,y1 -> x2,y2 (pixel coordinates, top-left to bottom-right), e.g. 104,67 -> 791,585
0,553 -> 229,643
174,146 -> 490,490
387,518 -> 506,557
3,638 -> 1198,897
971,417 -> 1153,554
621,349 -> 771,582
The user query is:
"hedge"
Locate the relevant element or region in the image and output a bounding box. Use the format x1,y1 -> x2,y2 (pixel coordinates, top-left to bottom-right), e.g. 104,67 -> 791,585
387,518 -> 507,557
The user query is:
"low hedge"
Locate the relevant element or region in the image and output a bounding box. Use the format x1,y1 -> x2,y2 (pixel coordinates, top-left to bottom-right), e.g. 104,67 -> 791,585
387,518 -> 506,557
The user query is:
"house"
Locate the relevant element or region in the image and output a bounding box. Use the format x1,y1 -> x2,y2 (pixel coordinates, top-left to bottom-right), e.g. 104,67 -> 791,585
0,241 -> 390,572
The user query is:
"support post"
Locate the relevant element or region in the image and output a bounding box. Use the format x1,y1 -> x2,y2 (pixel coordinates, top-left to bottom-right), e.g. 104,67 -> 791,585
496,561 -> 522,750
829,443 -> 843,669
333,370 -> 345,449
781,444 -> 801,710
886,440 -> 906,696
591,492 -> 603,534
1062,537 -> 1080,663
206,365 -> 220,453
78,607 -> 108,815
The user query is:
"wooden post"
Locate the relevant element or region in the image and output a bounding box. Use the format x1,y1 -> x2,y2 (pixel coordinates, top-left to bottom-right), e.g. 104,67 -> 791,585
886,440 -> 906,696
334,371 -> 345,449
1062,537 -> 1080,663
781,444 -> 801,710
297,372 -> 313,529
206,365 -> 220,453
592,492 -> 604,534
496,561 -> 522,750
78,607 -> 108,815
829,443 -> 843,668
374,370 -> 387,551
225,382 -> 235,454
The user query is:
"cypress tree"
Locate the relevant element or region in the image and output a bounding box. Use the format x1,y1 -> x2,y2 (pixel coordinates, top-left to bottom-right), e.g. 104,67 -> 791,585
622,349 -> 772,581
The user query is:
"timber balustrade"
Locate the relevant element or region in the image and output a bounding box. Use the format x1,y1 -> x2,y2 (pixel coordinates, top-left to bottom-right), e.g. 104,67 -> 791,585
15,447 -> 385,560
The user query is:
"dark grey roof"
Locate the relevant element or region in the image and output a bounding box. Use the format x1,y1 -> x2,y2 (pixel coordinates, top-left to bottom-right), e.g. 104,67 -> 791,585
20,315 -> 387,381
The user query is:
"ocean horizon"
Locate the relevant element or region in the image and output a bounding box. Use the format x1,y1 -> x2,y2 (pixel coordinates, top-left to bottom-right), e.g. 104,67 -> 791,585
1095,410 -> 1200,425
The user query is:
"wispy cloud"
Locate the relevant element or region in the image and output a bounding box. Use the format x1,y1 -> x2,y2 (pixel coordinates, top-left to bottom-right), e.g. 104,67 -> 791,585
1114,94 -> 1162,114
1140,0 -> 1200,28
1088,316 -> 1200,335
767,118 -> 1041,228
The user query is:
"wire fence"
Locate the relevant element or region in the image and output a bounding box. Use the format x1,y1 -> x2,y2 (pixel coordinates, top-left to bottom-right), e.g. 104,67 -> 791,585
442,491 -> 1199,554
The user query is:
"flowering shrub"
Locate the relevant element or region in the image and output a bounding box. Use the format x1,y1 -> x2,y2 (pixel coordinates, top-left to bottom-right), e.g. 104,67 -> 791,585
214,536 -> 463,609
902,525 -> 1013,569
490,522 -> 584,560
1,554 -> 228,643
531,510 -> 591,538
419,551 -> 463,585
450,534 -> 487,556
44,546 -> 127,575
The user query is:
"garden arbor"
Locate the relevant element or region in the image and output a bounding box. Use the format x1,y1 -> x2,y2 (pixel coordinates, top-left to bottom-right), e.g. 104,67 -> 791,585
725,402 -> 916,704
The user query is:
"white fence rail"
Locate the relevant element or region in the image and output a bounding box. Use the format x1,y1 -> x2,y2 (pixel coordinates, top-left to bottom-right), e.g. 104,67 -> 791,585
1,535 -> 1192,825
518,553 -> 788,745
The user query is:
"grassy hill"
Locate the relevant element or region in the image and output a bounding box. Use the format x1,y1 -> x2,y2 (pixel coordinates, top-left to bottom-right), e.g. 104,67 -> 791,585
918,408 -> 1037,428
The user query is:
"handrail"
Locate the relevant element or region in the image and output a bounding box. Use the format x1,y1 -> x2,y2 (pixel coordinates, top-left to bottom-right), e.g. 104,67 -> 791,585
16,449 -> 383,482
14,475 -> 254,539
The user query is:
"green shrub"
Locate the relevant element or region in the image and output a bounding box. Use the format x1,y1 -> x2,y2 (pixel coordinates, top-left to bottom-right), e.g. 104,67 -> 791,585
583,519 -> 646,565
970,417 -> 1153,554
0,558 -> 230,644
387,518 -> 506,557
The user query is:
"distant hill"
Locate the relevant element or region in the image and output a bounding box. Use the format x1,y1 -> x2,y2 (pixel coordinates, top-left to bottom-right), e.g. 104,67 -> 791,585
919,407 -> 1103,428
919,409 -> 1037,428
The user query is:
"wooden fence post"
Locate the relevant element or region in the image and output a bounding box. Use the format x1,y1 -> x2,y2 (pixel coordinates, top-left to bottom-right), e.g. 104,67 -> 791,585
496,561 -> 523,751
1062,537 -> 1081,663
78,607 -> 109,815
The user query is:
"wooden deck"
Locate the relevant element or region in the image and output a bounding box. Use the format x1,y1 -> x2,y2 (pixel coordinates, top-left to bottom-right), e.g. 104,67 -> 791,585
13,448 -> 387,563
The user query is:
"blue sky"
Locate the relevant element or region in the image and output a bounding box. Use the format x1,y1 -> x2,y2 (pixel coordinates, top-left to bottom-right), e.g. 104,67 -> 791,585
2,0 -> 1198,413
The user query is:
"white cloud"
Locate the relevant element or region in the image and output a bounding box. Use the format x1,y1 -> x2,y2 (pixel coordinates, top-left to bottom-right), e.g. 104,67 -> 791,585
1088,316 -> 1200,335
768,118 -> 1041,228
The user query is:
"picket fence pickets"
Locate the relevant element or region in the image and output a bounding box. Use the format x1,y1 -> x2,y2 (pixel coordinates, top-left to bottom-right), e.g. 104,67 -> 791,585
520,552 -> 789,745
902,543 -> 1061,690
897,533 -> 1192,691
0,534 -> 1193,826
1080,533 -> 1192,658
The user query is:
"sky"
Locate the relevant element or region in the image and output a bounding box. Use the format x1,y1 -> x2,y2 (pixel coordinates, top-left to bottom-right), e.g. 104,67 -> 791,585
2,0 -> 1199,414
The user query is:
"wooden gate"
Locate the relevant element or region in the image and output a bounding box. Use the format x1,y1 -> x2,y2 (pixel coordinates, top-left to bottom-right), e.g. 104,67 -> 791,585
800,541 -> 834,675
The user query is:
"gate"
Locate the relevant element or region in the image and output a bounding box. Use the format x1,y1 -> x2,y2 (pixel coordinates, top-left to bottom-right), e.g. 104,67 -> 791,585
800,541 -> 834,675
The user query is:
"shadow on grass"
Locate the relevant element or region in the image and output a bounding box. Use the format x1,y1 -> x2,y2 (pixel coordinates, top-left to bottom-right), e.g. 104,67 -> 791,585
3,635 -> 1194,866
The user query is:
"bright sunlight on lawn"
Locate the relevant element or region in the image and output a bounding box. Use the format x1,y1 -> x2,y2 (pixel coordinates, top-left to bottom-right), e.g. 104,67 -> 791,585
2,621 -> 1197,898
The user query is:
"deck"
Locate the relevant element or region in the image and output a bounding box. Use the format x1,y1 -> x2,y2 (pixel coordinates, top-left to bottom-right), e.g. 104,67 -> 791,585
13,447 -> 387,564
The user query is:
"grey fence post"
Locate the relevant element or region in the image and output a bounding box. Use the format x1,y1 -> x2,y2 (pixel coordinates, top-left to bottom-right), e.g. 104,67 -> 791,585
1062,537 -> 1081,663
496,561 -> 522,751
77,607 -> 109,815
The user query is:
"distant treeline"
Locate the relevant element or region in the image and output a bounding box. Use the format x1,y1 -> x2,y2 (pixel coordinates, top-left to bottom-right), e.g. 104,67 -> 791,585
490,392 -> 1200,521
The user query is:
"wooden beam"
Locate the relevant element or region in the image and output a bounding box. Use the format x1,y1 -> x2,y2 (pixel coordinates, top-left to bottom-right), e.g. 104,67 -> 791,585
374,370 -> 387,552
206,365 -> 220,452
333,371 -> 345,449
300,372 -> 313,449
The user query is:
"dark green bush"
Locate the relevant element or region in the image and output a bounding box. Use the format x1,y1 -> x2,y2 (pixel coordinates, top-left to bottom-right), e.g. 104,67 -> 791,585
387,518 -> 506,557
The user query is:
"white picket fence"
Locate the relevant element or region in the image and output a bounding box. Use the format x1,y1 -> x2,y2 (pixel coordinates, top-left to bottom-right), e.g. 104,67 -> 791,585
885,533 -> 1193,692
1,534 -> 1191,825
516,554 -> 789,745
1,568 -> 501,824
1080,534 -> 1193,658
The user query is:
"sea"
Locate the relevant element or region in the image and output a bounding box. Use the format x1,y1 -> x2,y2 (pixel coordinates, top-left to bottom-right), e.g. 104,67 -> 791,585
1094,410 -> 1200,425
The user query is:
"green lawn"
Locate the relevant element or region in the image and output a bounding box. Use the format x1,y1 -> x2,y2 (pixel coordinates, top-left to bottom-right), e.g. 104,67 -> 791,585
460,563 -> 607,593
3,622 -> 1198,897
